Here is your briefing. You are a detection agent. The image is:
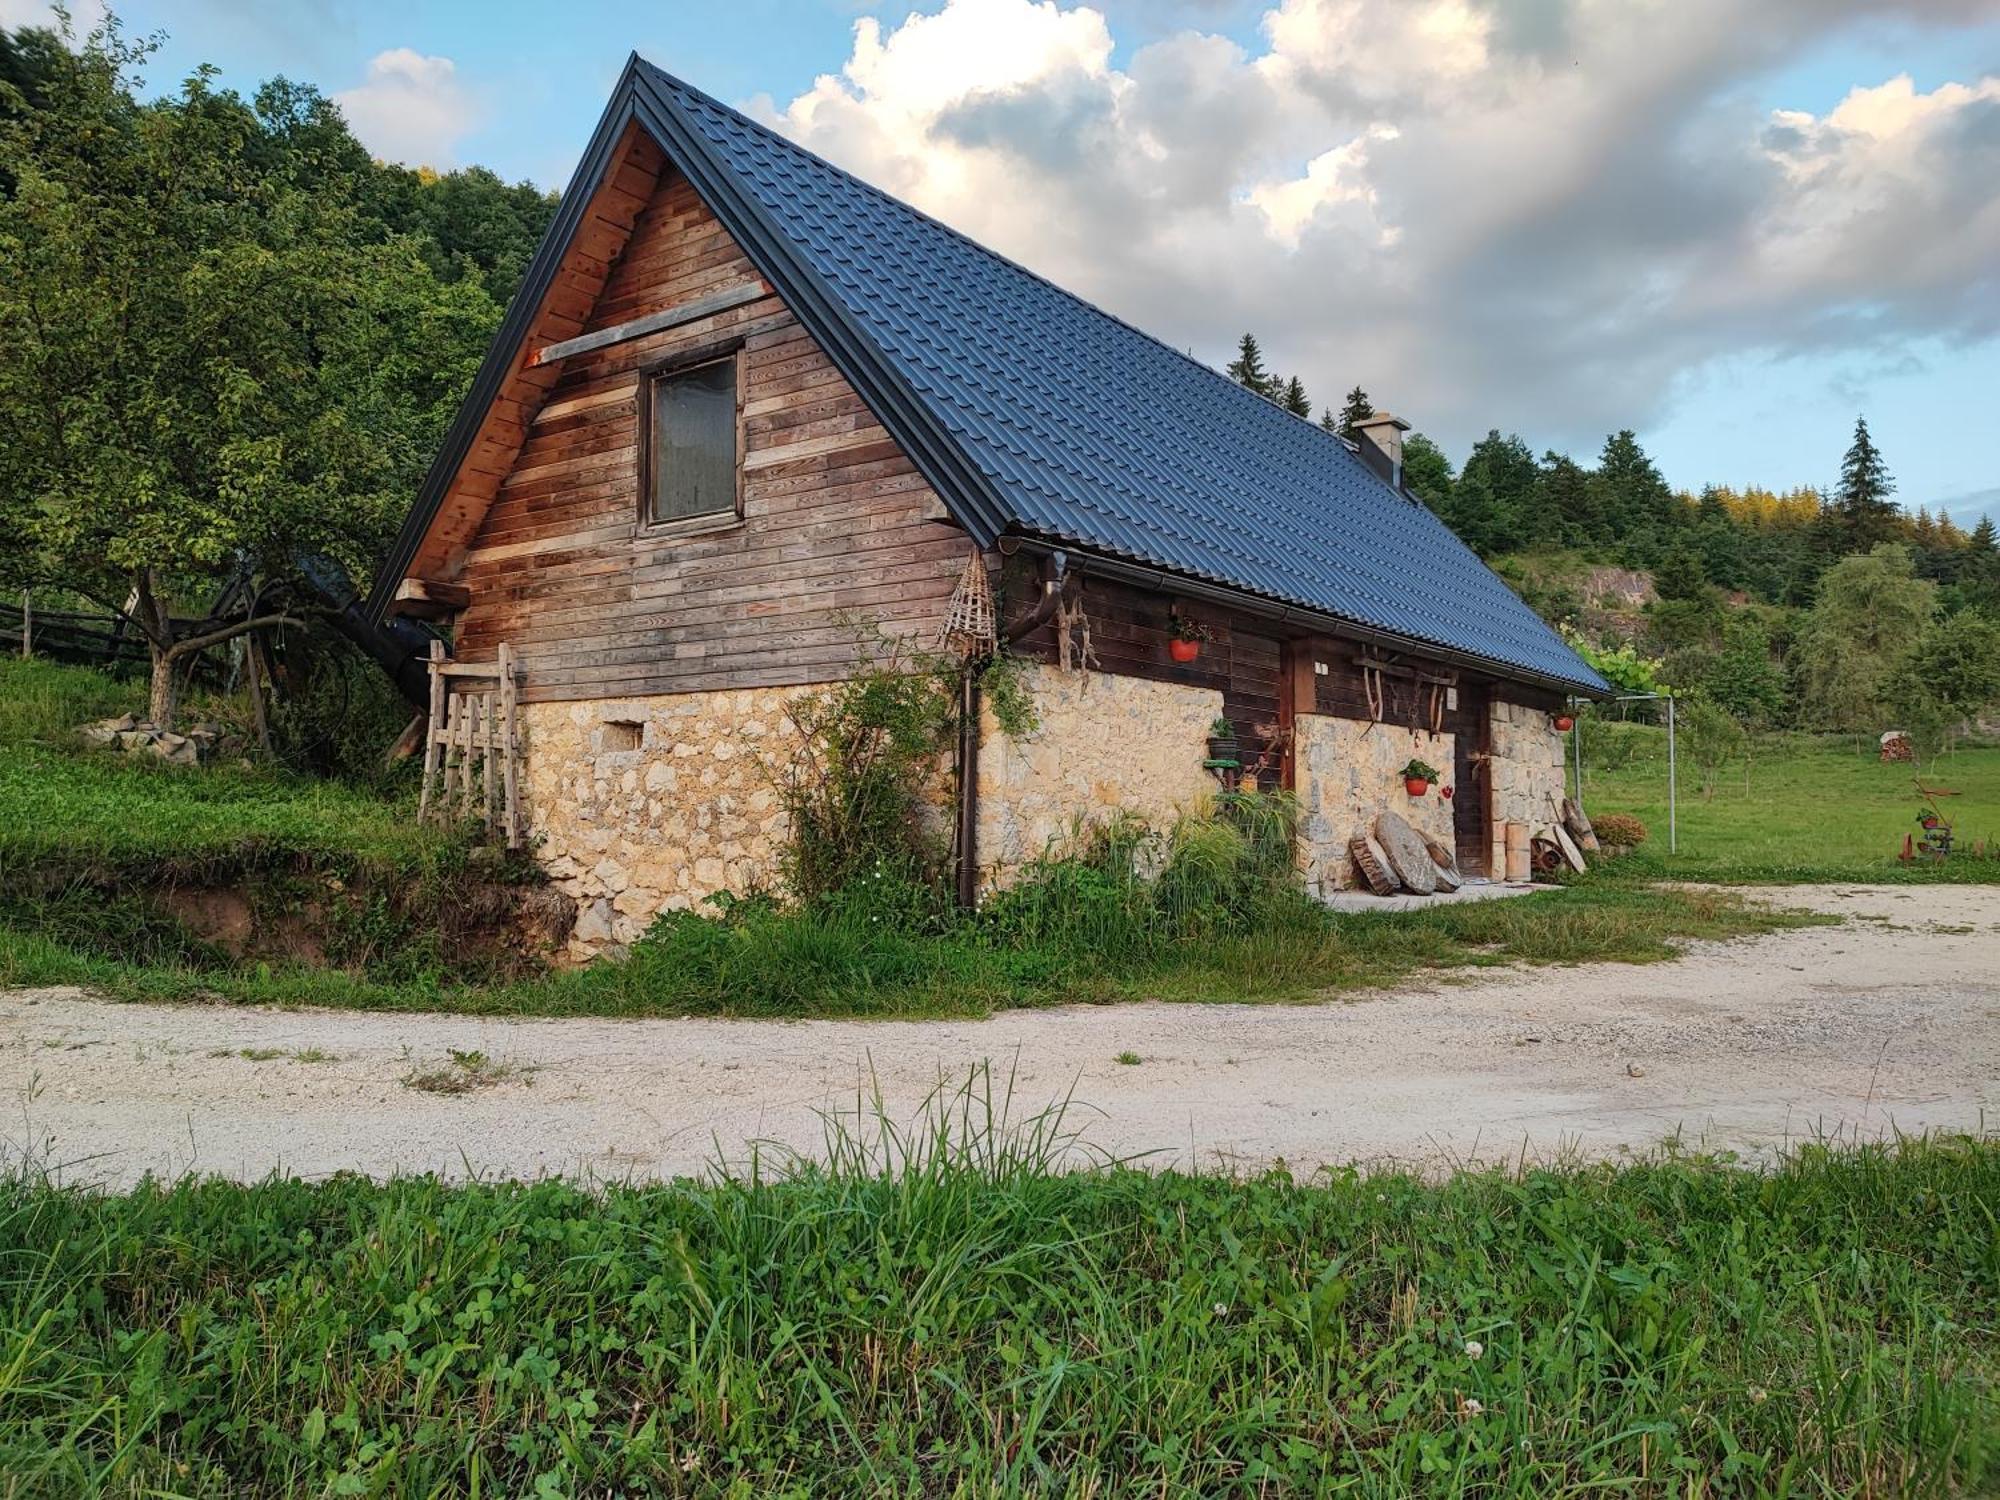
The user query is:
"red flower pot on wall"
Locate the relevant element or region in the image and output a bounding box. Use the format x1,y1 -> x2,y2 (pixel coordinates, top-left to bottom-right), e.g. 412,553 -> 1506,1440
1169,638 -> 1201,663
1405,777 -> 1430,797
1553,714 -> 1575,732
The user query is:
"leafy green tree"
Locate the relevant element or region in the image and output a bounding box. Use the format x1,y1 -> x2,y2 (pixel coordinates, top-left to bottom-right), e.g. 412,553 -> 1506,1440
1280,374 -> 1311,419
364,163 -> 557,303
1833,415 -> 1899,551
1447,431 -> 1538,555
1703,618 -> 1788,727
1401,432 -> 1455,512
1337,385 -> 1373,437
0,19 -> 497,727
1226,333 -> 1274,398
1677,695 -> 1746,799
1791,544 -> 1937,736
1893,609 -> 2000,762
1536,452 -> 1604,548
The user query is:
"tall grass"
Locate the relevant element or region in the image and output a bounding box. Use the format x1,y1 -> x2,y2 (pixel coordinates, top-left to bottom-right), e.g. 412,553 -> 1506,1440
0,1085 -> 1991,1495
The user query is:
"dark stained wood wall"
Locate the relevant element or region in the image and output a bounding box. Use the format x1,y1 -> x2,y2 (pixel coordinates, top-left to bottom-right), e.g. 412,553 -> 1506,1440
450,164 -> 969,701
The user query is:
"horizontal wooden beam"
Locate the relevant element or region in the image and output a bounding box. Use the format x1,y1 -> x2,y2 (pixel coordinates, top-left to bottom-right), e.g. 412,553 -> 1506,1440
387,577 -> 471,619
525,282 -> 765,368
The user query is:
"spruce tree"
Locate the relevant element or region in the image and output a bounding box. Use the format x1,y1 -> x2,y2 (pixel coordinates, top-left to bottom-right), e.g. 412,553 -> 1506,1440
1319,407 -> 1340,433
1281,375 -> 1311,418
1226,333 -> 1273,398
1970,515 -> 1997,552
1337,385 -> 1373,436
1835,415 -> 1898,550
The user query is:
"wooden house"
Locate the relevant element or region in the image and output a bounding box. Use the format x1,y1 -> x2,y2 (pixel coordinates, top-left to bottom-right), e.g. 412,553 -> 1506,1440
368,57 -> 1609,954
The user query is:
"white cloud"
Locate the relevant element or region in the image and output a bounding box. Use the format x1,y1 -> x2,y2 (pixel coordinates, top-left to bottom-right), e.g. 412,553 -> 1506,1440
0,0 -> 107,32
757,0 -> 2000,456
333,48 -> 479,170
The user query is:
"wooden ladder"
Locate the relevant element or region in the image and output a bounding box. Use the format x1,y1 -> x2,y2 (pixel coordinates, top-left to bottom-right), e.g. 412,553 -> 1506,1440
418,640 -> 524,847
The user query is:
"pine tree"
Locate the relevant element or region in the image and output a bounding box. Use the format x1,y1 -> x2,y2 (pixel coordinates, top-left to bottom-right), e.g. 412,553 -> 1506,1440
1834,415 -> 1898,550
1281,375 -> 1311,418
1319,407 -> 1339,433
1226,333 -> 1274,398
1337,385 -> 1373,436
1970,515 -> 1997,552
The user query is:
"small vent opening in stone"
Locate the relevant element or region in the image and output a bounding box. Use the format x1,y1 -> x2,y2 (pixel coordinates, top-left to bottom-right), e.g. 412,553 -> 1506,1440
601,720 -> 643,752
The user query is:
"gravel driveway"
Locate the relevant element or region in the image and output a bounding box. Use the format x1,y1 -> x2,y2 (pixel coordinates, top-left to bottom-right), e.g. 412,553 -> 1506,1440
4,885 -> 1995,1187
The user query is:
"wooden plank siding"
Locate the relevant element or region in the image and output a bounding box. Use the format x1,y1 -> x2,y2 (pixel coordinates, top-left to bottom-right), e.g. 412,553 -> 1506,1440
450,162 -> 968,701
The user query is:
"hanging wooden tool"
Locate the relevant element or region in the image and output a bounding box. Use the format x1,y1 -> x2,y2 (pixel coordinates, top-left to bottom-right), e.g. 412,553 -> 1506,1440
937,547 -> 997,660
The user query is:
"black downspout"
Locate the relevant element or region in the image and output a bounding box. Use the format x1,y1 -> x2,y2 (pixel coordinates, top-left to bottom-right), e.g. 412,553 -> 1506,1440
955,665 -> 980,910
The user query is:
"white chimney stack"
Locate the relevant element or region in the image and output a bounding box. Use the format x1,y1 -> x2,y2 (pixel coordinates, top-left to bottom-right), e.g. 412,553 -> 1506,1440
1352,411 -> 1411,490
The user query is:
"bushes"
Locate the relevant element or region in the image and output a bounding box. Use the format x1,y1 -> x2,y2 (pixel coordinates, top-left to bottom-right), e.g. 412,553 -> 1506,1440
1590,811 -> 1647,848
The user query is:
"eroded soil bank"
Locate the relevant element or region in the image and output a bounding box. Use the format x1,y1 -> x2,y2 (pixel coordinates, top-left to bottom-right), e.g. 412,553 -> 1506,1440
3,885 -> 1995,1186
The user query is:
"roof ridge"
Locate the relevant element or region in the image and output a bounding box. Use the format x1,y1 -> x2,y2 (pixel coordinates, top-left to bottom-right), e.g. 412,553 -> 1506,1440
633,57 -> 1357,449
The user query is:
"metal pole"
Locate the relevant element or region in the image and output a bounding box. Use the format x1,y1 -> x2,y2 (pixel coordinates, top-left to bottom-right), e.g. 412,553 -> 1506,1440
1666,694 -> 1678,855
1571,698 -> 1584,804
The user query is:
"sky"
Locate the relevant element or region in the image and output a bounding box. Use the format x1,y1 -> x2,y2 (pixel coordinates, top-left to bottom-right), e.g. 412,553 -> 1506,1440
15,0 -> 2000,529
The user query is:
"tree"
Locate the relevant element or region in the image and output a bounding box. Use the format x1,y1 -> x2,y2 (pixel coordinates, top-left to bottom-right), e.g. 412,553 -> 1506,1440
1791,544 -> 1937,736
1703,618 -> 1788,727
0,19 -> 498,728
1893,609 -> 2000,762
1226,333 -> 1274,398
1337,385 -> 1373,437
1833,415 -> 1899,550
1446,431 -> 1538,556
1677,695 -> 1746,799
1970,516 -> 1997,553
1280,374 -> 1311,419
1400,432 -> 1455,512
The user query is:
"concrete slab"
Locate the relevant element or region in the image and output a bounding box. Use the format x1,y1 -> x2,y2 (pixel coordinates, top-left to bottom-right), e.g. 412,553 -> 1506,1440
1319,880 -> 1546,914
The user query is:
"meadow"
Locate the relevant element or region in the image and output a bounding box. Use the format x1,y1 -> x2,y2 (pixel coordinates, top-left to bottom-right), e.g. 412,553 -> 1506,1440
1576,718 -> 2000,884
0,1092 -> 1990,1497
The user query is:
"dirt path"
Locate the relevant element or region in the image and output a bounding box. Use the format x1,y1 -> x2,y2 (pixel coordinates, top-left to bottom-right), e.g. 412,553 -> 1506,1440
3,885 -> 1995,1187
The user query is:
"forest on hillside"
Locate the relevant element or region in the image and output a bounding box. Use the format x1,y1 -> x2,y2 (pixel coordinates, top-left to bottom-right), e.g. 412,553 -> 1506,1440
0,12 -> 1994,770
1229,333 -> 2000,756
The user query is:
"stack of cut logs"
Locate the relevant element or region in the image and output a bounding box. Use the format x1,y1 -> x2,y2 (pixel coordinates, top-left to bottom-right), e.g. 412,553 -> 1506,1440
1350,797 -> 1601,897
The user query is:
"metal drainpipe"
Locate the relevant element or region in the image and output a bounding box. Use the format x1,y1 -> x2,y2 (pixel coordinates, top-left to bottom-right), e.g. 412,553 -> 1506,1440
955,665 -> 980,909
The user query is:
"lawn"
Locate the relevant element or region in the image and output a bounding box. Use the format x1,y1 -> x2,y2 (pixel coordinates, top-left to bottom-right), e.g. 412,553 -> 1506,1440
0,1112 -> 1991,1496
1576,721 -> 2000,883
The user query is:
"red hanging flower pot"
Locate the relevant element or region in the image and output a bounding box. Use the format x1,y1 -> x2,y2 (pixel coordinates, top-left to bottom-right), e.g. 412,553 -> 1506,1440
1169,638 -> 1201,663
1405,777 -> 1430,797
1553,714 -> 1575,732
1400,758 -> 1439,799
1167,609 -> 1210,663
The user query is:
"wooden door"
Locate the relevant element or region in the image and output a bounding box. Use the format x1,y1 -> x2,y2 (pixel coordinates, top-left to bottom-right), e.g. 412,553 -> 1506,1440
1452,685 -> 1489,876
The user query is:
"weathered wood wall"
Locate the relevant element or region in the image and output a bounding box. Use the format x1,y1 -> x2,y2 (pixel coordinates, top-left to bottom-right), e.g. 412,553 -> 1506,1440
450,161 -> 968,701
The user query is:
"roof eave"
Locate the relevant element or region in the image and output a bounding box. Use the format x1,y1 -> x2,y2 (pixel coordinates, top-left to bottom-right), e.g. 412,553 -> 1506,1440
1004,533 -> 1613,699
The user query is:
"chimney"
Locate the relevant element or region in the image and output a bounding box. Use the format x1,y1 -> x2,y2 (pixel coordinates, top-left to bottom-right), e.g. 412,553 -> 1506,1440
1352,411 -> 1411,491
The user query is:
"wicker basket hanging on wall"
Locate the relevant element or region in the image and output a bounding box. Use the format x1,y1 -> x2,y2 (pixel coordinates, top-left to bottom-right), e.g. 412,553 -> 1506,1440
938,547 -> 997,660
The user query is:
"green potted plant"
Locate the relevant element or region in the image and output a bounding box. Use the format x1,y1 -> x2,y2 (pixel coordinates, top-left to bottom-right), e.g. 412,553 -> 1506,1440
1168,610 -> 1211,662
1206,716 -> 1239,762
1400,757 -> 1440,797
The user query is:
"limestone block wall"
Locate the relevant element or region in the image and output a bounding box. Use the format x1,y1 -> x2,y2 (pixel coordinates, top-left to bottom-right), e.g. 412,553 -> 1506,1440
1488,697 -> 1569,859
975,665 -> 1221,886
1293,715 -> 1456,897
520,688 -> 806,958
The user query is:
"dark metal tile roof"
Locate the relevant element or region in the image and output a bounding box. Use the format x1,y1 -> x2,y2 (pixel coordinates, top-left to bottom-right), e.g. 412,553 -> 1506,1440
640,63 -> 1605,694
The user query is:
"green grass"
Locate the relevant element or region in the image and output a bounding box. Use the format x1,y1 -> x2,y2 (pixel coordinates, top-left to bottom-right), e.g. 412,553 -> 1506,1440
0,1086 -> 1991,1496
0,658 -> 441,880
0,881 -> 1816,1019
1579,722 -> 2000,883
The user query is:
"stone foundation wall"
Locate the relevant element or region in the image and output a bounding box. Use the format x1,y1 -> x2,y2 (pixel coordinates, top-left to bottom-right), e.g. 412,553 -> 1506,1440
1294,715 -> 1456,897
975,665 -> 1221,886
520,688 -> 806,958
1488,697 -> 1569,865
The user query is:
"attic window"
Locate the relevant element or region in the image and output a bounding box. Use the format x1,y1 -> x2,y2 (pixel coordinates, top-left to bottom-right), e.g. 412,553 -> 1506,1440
642,352 -> 741,526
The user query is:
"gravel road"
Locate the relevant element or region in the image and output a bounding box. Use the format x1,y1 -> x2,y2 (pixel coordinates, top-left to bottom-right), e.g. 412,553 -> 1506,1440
3,885 -> 1994,1187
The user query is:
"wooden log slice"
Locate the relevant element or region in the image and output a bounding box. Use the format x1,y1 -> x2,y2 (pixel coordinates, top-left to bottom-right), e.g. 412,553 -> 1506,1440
1549,823 -> 1587,872
1349,835 -> 1398,896
1422,834 -> 1463,891
1373,811 -> 1439,896
1561,796 -> 1600,853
